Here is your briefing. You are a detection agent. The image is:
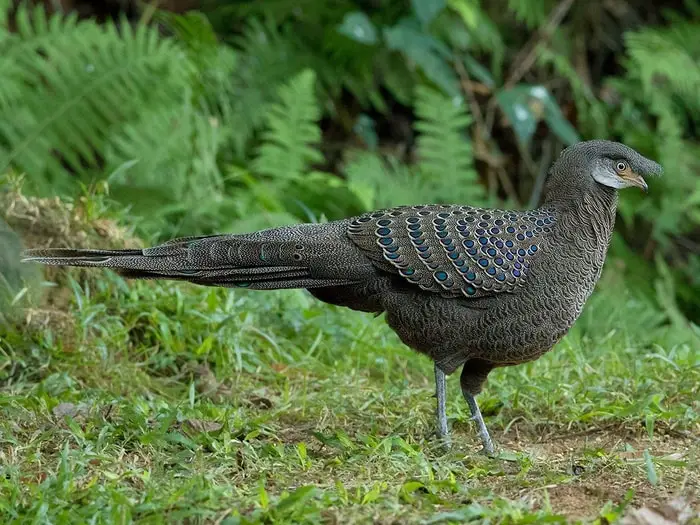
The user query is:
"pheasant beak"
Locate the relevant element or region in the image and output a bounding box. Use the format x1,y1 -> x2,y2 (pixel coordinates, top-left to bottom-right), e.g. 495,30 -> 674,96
624,172 -> 648,192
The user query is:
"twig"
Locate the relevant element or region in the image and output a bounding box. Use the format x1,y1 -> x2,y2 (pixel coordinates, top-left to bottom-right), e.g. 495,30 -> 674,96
455,58 -> 488,132
138,0 -> 163,26
528,139 -> 554,208
455,57 -> 520,205
485,0 -> 576,136
505,0 -> 576,89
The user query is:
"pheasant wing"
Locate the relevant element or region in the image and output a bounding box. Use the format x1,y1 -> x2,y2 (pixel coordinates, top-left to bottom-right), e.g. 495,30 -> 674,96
347,205 -> 556,298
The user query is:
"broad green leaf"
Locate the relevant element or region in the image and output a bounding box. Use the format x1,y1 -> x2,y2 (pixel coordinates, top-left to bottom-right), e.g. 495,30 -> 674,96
644,449 -> 658,485
496,84 -> 579,147
495,86 -> 539,147
464,54 -> 495,88
384,17 -> 459,96
274,486 -> 318,514
412,0 -> 446,26
448,0 -> 480,28
532,85 -> 580,145
337,11 -> 377,45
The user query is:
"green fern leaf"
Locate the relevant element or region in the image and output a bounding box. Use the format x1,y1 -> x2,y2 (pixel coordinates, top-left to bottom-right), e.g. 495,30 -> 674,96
0,5 -> 194,195
506,0 -> 554,29
252,69 -> 324,181
413,85 -> 485,203
228,18 -> 316,157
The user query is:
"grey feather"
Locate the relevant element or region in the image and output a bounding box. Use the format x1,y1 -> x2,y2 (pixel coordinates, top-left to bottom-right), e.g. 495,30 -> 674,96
22,140 -> 663,452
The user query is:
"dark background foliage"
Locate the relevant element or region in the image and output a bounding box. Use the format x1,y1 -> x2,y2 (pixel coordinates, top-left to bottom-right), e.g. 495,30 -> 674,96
2,0 -> 699,320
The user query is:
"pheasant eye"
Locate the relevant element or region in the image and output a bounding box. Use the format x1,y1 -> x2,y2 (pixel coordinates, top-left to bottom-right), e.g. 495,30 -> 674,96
616,161 -> 628,172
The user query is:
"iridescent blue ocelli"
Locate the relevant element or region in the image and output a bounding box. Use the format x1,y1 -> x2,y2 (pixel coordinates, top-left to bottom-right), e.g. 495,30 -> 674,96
435,271 -> 448,281
377,219 -> 392,226
379,238 -> 392,245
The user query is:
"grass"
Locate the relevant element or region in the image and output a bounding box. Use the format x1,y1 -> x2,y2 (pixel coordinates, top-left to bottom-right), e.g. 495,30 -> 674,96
1,264 -> 698,524
0,189 -> 699,523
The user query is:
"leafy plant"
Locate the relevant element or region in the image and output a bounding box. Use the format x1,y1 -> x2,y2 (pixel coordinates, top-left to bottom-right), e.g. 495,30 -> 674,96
0,5 -> 193,195
252,69 -> 324,181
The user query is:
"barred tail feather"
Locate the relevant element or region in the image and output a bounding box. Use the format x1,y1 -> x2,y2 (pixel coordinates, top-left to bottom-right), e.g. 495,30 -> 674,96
22,223 -> 373,290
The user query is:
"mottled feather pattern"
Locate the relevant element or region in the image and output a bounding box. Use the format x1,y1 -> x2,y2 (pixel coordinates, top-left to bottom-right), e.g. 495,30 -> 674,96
377,191 -> 617,377
23,140 -> 663,402
348,205 -> 556,299
21,139 -> 665,452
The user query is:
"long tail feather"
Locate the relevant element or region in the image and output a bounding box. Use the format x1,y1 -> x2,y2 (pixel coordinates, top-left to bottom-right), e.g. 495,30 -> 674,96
22,222 -> 374,290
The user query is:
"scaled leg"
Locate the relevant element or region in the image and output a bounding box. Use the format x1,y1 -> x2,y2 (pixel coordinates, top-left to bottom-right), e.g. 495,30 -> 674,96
460,360 -> 495,455
463,392 -> 494,455
434,364 -> 451,447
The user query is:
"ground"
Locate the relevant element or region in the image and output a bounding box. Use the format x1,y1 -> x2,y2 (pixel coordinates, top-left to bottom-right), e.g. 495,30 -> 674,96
0,191 -> 698,524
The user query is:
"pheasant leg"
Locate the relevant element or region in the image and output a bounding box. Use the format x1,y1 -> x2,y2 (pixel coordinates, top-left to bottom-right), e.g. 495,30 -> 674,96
463,392 -> 494,455
434,364 -> 450,447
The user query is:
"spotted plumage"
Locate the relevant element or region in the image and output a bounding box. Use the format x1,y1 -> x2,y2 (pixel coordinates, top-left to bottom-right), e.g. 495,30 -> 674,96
22,140 -> 663,454
348,205 -> 554,298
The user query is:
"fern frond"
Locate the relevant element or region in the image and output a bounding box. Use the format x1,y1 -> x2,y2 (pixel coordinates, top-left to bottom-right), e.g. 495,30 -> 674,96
0,5 -> 194,195
506,0 -> 554,29
615,22 -> 700,243
228,18 -> 315,157
625,23 -> 700,113
252,69 -> 324,181
344,150 -> 440,209
413,85 -> 485,204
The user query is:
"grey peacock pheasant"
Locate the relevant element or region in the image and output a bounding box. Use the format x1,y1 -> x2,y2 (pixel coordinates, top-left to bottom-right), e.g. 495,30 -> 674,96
23,140 -> 662,454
